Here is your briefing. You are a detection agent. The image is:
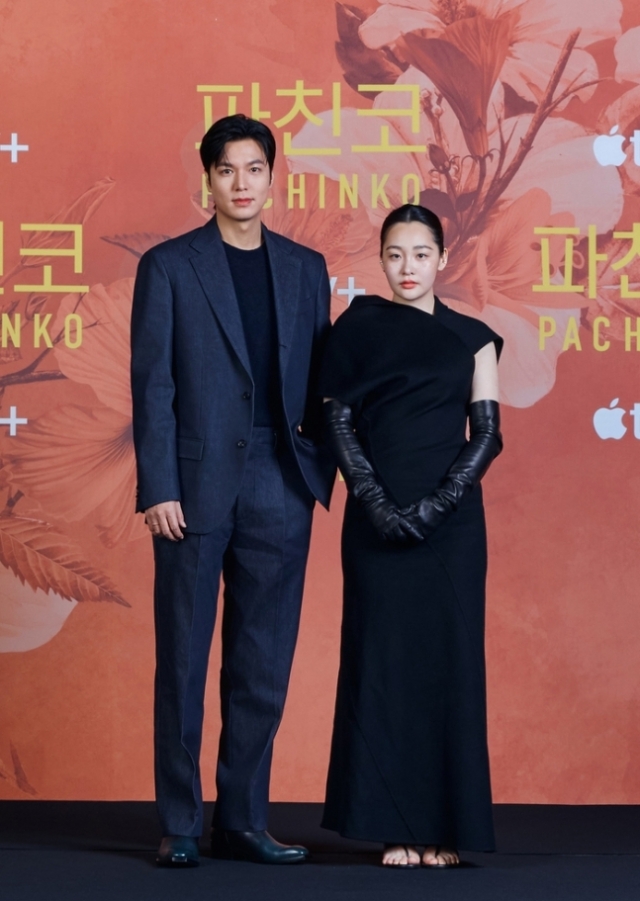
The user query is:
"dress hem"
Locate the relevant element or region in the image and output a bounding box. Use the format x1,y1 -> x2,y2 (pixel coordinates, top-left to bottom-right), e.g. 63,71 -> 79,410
320,818 -> 496,852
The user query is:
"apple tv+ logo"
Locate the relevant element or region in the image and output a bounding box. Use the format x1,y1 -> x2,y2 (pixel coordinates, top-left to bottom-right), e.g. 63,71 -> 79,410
593,126 -> 640,167
593,399 -> 640,440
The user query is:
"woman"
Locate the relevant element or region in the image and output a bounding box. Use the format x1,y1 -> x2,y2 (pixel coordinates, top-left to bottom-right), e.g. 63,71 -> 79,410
319,204 -> 503,868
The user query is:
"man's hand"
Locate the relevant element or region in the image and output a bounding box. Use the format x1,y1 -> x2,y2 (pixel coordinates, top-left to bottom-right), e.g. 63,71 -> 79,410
144,501 -> 186,541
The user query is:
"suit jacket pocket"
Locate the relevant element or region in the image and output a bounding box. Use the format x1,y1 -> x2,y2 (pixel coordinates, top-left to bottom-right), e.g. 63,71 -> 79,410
177,436 -> 204,460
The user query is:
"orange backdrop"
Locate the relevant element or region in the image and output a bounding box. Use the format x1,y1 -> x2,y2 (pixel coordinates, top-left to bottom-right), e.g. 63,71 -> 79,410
1,0 -> 640,803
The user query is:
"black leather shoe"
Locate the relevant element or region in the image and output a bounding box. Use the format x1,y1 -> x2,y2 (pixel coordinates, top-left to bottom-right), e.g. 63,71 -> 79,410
156,836 -> 199,867
210,829 -> 308,864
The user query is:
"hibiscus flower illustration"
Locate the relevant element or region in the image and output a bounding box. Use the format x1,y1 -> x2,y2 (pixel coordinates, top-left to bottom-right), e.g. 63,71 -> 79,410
6,279 -> 146,548
286,2 -> 626,406
440,187 -> 583,406
291,66 -> 622,230
0,178 -> 129,654
357,0 -> 620,109
614,26 -> 640,85
288,77 -> 622,405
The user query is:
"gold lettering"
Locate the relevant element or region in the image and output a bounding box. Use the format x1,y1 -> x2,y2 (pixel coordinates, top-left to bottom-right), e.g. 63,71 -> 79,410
562,316 -> 582,351
287,173 -> 306,209
625,317 -> 640,351
64,313 -> 82,349
33,313 -> 53,348
401,173 -> 420,205
1,313 -> 20,348
538,315 -> 556,350
371,174 -> 391,209
339,174 -> 358,209
592,316 -> 610,352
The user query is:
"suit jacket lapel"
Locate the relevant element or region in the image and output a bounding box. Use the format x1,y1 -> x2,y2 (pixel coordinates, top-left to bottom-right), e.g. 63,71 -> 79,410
263,225 -> 302,376
189,217 -> 251,376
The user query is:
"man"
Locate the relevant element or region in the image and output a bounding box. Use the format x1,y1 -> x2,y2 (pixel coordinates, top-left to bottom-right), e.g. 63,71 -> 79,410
131,114 -> 334,867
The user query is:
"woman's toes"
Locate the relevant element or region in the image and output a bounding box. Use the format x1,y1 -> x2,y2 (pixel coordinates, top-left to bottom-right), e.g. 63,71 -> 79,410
422,845 -> 459,866
422,845 -> 439,866
382,846 -> 397,866
382,846 -> 404,866
382,845 -> 419,866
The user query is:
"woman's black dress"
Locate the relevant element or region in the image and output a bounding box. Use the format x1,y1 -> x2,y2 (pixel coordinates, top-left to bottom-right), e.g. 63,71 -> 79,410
318,295 -> 503,851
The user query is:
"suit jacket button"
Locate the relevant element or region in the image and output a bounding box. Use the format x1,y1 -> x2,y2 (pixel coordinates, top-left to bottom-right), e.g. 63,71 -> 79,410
242,391 -> 251,400
237,439 -> 247,448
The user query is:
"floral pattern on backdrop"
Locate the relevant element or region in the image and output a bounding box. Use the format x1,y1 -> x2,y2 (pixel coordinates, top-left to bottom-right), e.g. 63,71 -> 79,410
1,0 -> 640,802
288,1 -> 640,407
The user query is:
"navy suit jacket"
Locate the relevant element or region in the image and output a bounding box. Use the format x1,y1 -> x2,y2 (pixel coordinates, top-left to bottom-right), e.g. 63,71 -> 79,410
131,216 -> 335,534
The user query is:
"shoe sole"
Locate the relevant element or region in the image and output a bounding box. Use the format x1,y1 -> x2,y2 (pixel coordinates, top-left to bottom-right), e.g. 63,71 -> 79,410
211,848 -> 307,864
156,857 -> 199,868
381,863 -> 420,869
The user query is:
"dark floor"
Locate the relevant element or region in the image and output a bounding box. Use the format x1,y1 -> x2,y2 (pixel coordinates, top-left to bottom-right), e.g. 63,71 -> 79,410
2,802 -> 640,901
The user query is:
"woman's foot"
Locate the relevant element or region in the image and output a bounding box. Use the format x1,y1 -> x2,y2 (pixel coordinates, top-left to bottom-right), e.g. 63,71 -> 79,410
382,844 -> 421,867
422,845 -> 460,867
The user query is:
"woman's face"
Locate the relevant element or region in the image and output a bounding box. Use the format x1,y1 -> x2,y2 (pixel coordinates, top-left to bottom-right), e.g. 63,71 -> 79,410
381,221 -> 447,308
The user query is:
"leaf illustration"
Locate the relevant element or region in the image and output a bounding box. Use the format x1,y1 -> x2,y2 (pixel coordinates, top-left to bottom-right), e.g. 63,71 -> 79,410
0,514 -> 130,606
20,177 -> 115,269
455,192 -> 476,212
403,12 -> 516,157
335,3 -> 407,94
0,296 -> 19,316
101,232 -> 172,259
0,745 -> 37,796
10,742 -> 37,796
502,82 -> 537,119
420,188 -> 456,222
0,756 -> 17,789
25,294 -> 49,321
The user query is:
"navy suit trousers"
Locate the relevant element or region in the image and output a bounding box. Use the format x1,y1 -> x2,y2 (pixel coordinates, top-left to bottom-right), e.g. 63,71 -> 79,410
153,428 -> 315,837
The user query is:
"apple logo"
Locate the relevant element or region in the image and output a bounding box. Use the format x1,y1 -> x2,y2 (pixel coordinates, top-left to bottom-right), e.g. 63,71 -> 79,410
593,126 -> 627,167
593,398 -> 627,439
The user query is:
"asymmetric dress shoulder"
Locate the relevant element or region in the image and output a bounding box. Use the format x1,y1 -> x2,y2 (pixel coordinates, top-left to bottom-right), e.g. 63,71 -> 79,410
318,295 -> 502,850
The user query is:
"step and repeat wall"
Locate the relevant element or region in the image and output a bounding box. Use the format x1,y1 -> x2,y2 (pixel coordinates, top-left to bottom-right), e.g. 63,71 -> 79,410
1,0 -> 640,803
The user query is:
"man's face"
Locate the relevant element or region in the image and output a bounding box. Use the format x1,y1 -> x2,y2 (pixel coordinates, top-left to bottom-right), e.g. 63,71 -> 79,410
207,138 -> 272,225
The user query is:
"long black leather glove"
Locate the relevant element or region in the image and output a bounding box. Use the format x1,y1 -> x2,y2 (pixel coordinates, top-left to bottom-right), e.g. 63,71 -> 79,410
405,400 -> 503,537
323,399 -> 423,543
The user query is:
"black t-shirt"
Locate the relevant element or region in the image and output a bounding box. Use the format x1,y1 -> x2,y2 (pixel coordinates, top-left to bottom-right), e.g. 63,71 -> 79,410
223,241 -> 281,427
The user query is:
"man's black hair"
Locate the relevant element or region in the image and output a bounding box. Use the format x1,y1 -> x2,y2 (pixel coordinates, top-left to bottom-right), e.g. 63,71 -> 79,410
199,113 -> 276,175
